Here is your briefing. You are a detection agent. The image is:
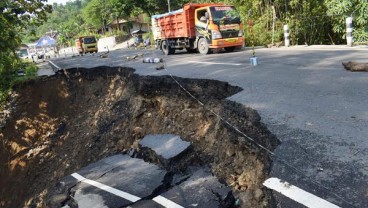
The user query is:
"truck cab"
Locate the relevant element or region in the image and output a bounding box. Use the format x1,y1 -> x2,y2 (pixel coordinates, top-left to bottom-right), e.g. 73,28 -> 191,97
194,5 -> 243,54
76,36 -> 98,54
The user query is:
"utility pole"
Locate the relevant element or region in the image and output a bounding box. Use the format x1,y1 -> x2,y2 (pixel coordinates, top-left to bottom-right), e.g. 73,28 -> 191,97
168,0 -> 171,12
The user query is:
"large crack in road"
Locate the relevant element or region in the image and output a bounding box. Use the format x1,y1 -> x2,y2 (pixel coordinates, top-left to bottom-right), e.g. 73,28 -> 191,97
0,66 -> 279,207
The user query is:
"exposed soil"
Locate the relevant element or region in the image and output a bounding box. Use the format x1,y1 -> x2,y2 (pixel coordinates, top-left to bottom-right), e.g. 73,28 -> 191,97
0,66 -> 279,208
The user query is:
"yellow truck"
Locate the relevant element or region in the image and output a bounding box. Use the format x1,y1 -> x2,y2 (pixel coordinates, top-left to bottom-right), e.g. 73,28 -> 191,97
75,36 -> 98,54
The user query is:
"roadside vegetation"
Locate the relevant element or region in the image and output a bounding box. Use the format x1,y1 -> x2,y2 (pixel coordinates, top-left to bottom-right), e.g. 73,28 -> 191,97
0,0 -> 51,108
0,61 -> 38,108
22,0 -> 368,47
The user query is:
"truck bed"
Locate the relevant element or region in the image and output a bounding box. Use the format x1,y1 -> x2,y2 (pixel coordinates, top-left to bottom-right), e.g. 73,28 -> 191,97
152,7 -> 196,40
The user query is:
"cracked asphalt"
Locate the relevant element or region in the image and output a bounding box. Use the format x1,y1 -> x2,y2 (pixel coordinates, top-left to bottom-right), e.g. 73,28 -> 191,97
57,154 -> 230,208
51,45 -> 368,207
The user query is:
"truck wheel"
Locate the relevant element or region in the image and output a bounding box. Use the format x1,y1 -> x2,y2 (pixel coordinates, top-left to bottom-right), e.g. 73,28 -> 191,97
198,38 -> 210,55
161,41 -> 171,55
224,46 -> 236,52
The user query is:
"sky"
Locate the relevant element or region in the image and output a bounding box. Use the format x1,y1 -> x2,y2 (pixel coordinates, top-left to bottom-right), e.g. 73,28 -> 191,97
46,0 -> 70,5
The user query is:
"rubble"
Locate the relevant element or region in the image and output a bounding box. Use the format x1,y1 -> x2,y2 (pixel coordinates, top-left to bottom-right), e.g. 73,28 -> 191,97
342,61 -> 368,72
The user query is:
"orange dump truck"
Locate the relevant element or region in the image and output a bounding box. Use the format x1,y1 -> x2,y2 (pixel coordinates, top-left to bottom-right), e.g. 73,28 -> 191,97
152,3 -> 244,55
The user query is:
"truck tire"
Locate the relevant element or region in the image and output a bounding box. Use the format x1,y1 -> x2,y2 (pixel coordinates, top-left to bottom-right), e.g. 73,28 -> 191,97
161,40 -> 174,55
198,38 -> 210,55
224,46 -> 236,52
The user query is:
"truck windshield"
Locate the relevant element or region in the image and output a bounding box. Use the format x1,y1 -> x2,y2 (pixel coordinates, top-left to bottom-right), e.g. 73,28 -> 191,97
210,6 -> 241,25
83,37 -> 96,44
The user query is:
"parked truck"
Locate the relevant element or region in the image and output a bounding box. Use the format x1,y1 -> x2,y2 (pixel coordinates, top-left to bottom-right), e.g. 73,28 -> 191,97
75,36 -> 98,54
152,3 -> 244,55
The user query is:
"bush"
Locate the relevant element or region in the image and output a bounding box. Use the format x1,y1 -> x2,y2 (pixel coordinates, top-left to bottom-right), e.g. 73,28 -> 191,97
0,59 -> 38,108
23,62 -> 38,76
244,17 -> 284,47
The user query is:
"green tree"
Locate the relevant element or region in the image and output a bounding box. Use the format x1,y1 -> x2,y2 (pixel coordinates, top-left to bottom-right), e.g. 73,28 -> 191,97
325,0 -> 368,43
82,0 -> 113,34
0,0 -> 51,104
227,0 -> 350,45
33,0 -> 88,46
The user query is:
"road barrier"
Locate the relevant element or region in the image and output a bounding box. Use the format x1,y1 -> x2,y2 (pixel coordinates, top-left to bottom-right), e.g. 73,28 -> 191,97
346,17 -> 353,47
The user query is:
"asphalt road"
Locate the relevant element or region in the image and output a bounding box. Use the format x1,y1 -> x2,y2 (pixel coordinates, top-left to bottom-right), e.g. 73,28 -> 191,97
51,45 -> 368,207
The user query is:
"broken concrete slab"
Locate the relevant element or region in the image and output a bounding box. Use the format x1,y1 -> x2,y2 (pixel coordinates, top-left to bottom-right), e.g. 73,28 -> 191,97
139,134 -> 191,160
138,134 -> 193,170
73,193 -> 109,208
72,184 -> 133,208
160,167 -> 234,207
76,154 -> 134,180
126,200 -> 163,208
50,154 -> 167,208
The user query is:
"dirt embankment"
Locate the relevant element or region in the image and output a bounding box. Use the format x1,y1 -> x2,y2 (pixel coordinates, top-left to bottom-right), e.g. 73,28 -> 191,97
0,67 -> 279,208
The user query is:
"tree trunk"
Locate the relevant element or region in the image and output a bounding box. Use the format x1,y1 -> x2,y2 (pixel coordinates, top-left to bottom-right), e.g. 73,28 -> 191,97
116,16 -> 120,31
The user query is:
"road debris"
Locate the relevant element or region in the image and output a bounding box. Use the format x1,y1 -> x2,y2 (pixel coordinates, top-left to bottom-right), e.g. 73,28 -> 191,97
143,57 -> 163,63
126,53 -> 144,61
156,64 -> 165,70
99,52 -> 109,58
342,61 -> 368,72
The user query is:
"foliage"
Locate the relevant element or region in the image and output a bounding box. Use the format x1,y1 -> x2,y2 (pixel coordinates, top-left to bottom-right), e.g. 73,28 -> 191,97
0,0 -> 51,106
82,0 -> 112,33
225,0 -> 368,45
33,0 -> 87,47
19,0 -> 368,48
109,29 -> 128,38
325,0 -> 368,43
0,59 -> 39,105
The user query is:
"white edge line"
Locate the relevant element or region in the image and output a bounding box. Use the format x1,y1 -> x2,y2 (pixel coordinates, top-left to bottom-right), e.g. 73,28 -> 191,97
153,195 -> 184,208
71,173 -> 184,208
187,61 -> 242,66
263,177 -> 340,208
71,173 -> 85,181
48,60 -> 61,71
71,173 -> 141,203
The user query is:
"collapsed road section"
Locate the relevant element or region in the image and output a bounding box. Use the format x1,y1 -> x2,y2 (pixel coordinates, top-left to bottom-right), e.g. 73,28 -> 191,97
0,66 -> 279,207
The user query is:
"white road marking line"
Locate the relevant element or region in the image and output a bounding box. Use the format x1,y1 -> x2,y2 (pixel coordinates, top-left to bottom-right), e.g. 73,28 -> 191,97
71,173 -> 184,208
71,173 -> 141,203
48,60 -> 61,71
263,178 -> 340,208
187,61 -> 242,66
152,195 -> 184,208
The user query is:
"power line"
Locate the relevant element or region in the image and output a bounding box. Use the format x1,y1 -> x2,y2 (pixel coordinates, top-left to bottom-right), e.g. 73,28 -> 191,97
156,54 -> 359,207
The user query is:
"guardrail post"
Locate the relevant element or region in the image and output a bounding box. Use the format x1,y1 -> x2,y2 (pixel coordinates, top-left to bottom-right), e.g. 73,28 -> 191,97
283,24 -> 290,47
346,17 -> 353,47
